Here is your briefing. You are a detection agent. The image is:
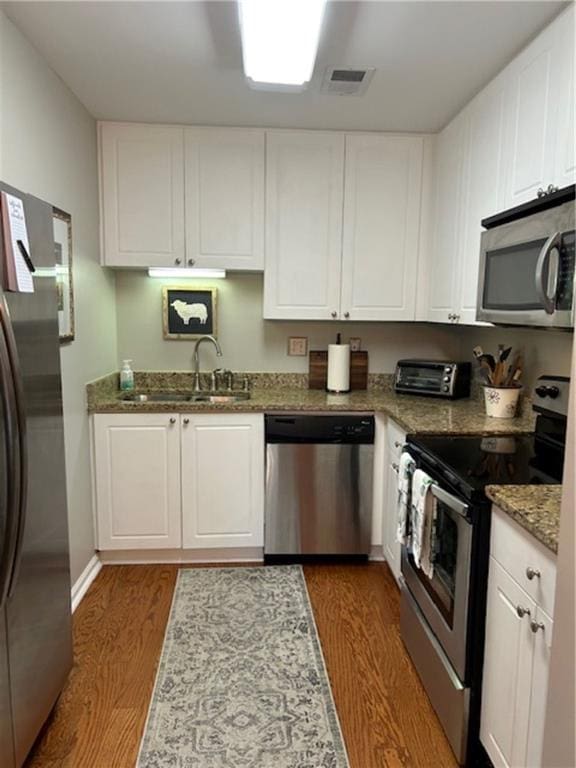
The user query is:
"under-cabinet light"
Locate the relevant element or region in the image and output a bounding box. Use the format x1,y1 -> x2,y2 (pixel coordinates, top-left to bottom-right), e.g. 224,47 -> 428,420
238,0 -> 327,88
147,268 -> 226,279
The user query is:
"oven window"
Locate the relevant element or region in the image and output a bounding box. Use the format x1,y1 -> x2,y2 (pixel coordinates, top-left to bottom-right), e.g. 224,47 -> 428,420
410,500 -> 458,627
483,239 -> 547,310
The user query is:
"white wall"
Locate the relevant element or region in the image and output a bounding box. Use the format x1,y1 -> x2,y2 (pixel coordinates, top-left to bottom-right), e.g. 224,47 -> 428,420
0,11 -> 118,584
115,272 -> 462,372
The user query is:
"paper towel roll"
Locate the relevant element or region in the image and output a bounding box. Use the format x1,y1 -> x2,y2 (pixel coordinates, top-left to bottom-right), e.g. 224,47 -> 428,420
327,344 -> 350,393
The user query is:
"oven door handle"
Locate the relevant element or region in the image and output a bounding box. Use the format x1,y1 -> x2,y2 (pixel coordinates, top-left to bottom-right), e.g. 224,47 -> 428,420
535,231 -> 561,315
430,484 -> 469,520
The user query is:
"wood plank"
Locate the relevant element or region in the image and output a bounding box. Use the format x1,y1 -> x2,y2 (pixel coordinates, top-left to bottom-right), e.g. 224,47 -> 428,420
25,562 -> 456,768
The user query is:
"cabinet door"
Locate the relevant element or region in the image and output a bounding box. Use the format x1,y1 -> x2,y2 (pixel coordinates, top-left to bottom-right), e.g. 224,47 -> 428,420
502,22 -> 561,207
92,414 -> 181,549
526,608 -> 554,767
457,79 -> 506,325
341,135 -> 423,321
185,128 -> 265,271
481,558 -> 535,768
426,117 -> 466,323
99,123 -> 185,267
383,461 -> 402,584
554,6 -> 576,189
263,131 -> 344,320
181,414 -> 264,549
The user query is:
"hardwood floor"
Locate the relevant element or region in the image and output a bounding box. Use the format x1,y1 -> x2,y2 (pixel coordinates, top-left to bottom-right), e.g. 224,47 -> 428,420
25,563 -> 457,768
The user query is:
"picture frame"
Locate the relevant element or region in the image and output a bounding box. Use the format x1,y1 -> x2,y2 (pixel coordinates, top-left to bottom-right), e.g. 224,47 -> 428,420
162,286 -> 218,340
52,207 -> 75,343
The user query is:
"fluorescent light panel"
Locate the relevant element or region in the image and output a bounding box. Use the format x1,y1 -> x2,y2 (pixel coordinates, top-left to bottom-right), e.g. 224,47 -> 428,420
238,0 -> 326,86
147,268 -> 226,279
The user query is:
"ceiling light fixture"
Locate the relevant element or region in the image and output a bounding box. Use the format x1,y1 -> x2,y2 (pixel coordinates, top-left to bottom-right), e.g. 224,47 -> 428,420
147,268 -> 226,279
238,0 -> 327,90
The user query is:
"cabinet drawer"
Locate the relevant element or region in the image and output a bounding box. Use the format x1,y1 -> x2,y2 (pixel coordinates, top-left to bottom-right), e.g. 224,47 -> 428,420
386,419 -> 407,464
491,506 -> 556,616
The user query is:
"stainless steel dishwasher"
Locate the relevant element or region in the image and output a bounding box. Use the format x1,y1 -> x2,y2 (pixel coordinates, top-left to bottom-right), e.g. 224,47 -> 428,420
264,414 -> 374,560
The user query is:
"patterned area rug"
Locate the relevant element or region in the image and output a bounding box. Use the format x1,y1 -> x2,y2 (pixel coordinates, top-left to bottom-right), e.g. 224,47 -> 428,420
137,566 -> 349,768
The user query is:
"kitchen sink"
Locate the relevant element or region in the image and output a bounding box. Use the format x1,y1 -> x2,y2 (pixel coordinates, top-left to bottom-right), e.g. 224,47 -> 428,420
121,391 -> 251,404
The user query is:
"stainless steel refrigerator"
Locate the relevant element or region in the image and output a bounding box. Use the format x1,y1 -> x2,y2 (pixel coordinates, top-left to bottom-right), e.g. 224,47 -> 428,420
0,182 -> 72,768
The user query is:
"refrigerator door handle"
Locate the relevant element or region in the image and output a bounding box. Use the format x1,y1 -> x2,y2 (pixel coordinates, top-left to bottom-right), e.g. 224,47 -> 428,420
0,298 -> 27,599
0,306 -> 20,607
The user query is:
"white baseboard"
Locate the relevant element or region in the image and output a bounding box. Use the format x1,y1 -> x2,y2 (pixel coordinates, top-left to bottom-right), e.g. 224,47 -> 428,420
98,547 -> 265,565
369,545 -> 385,562
71,554 -> 102,613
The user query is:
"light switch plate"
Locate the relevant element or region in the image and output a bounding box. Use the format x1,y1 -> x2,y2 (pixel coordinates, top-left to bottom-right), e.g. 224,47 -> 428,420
349,337 -> 362,352
288,336 -> 308,356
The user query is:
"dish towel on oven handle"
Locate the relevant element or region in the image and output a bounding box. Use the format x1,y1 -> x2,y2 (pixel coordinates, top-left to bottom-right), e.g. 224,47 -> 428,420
411,468 -> 437,578
396,451 -> 415,544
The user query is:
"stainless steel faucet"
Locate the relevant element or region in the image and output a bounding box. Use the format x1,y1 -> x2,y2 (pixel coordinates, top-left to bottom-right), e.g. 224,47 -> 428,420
192,335 -> 223,392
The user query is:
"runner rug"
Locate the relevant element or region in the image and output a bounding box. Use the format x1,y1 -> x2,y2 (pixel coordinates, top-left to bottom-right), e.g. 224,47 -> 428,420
137,565 -> 349,768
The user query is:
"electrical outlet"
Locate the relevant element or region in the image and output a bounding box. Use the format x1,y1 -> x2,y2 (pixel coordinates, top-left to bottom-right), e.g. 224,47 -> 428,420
349,337 -> 362,352
288,337 -> 308,356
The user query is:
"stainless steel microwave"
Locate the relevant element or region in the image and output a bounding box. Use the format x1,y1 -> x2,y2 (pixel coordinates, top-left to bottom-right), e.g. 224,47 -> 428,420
477,186 -> 575,328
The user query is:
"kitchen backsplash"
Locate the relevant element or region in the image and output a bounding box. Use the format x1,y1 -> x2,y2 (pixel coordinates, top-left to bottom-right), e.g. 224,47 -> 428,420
113,271 -> 573,391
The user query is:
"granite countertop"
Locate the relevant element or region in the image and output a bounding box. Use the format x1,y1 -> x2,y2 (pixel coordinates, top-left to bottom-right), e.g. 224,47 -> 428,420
486,485 -> 562,554
87,372 -> 536,437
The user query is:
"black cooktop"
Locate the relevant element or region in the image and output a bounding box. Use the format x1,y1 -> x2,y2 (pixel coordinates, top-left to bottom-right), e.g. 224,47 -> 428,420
407,432 -> 563,503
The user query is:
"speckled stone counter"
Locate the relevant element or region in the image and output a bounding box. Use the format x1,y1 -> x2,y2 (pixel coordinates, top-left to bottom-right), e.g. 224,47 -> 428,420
87,372 -> 536,436
486,485 -> 561,553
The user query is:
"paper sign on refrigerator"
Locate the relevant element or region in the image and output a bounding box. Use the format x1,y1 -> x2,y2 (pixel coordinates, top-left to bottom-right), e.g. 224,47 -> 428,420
1,191 -> 34,293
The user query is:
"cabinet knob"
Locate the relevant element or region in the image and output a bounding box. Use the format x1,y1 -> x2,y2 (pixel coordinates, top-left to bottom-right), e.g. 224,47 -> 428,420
392,462 -> 399,472
188,258 -> 195,267
394,441 -> 402,449
448,313 -> 454,321
331,311 -> 337,319
169,417 -> 176,424
174,258 -> 182,266
537,187 -> 546,198
344,311 -> 350,319
526,567 -> 541,581
183,417 -> 190,425
454,314 -> 460,322
516,605 -> 531,619
530,620 -> 545,634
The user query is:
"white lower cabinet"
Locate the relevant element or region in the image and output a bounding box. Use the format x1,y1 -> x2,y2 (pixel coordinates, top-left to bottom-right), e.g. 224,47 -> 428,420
92,413 -> 264,554
181,413 -> 264,549
381,418 -> 405,584
92,413 -> 182,550
480,506 -> 556,768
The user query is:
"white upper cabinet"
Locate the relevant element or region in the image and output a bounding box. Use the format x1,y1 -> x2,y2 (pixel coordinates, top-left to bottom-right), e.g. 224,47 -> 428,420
426,116 -> 465,324
456,78 -> 507,325
184,128 -> 265,271
341,135 -> 424,321
263,131 -> 345,320
554,5 -> 576,188
502,17 -> 562,208
99,123 -> 185,268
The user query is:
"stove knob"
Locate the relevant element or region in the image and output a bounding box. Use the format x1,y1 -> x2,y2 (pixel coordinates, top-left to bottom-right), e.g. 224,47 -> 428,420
444,376 -> 450,382
443,385 -> 449,392
546,386 -> 560,399
535,385 -> 560,398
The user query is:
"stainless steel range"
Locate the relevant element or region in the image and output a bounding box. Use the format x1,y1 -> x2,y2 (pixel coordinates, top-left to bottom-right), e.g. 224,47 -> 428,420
400,376 -> 569,766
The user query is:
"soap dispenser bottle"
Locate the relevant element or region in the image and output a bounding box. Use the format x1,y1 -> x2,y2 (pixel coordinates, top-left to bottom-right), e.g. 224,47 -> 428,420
120,360 -> 134,391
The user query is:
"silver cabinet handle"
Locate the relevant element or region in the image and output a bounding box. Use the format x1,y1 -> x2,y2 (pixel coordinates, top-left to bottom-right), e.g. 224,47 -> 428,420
448,313 -> 455,321
530,620 -> 545,634
516,605 -> 531,618
331,311 -> 337,319
526,567 -> 541,581
344,311 -> 350,319
394,441 -> 402,448
174,258 -> 182,265
183,417 -> 190,425
188,258 -> 195,266
392,462 -> 399,471
169,417 -> 176,424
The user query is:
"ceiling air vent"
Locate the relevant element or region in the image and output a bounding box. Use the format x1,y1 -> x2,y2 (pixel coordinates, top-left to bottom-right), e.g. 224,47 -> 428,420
321,66 -> 375,96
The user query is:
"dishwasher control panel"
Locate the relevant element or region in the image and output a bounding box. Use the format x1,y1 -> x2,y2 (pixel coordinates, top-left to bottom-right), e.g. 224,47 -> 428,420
265,415 -> 374,444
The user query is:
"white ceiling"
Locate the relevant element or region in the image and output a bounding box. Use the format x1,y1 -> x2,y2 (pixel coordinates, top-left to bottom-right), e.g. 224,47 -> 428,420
3,1 -> 568,133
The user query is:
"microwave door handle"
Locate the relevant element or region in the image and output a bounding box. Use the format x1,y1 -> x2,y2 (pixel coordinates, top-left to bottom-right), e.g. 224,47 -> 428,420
535,232 -> 561,314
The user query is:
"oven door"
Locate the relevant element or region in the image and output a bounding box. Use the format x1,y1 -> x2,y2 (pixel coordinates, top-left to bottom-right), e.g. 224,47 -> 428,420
476,200 -> 575,328
401,483 -> 472,683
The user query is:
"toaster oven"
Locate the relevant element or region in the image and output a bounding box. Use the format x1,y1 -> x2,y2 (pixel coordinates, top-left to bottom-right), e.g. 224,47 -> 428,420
394,360 -> 471,399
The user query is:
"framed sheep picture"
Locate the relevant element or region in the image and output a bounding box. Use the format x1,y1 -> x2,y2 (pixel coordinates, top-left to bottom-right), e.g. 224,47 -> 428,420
162,286 -> 218,340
